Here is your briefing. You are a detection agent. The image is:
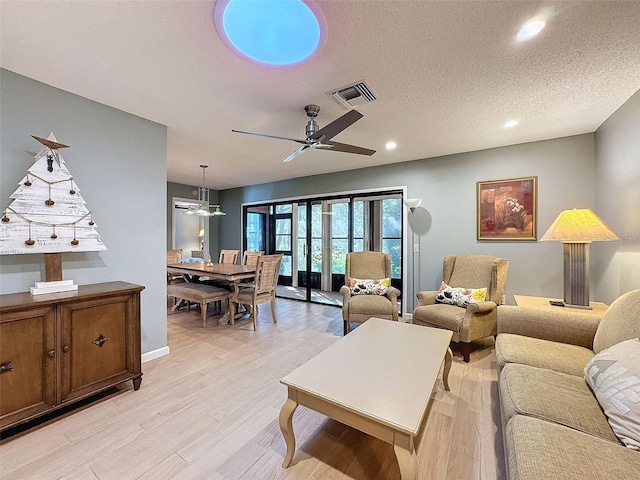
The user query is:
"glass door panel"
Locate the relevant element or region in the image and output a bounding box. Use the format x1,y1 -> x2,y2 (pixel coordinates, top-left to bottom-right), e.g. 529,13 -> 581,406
274,204 -> 292,285
330,201 -> 349,292
381,198 -> 402,278
310,201 -> 323,282
381,197 -> 403,301
245,211 -> 266,252
352,200 -> 366,252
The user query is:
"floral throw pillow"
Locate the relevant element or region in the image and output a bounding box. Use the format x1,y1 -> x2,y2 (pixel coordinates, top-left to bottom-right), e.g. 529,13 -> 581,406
348,277 -> 390,296
435,281 -> 487,307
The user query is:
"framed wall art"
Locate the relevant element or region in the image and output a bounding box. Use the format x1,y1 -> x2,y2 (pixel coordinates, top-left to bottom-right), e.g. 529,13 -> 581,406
477,176 -> 537,241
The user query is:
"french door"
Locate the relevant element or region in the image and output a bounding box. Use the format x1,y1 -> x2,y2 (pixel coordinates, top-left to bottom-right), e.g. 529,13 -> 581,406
242,190 -> 404,310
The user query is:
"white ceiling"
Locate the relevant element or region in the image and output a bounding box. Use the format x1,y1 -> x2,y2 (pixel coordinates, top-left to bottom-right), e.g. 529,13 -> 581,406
2,1 -> 640,190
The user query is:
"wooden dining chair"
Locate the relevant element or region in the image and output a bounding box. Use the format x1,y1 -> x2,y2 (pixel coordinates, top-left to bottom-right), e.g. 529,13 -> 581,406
229,254 -> 282,329
166,249 -> 184,284
219,249 -> 240,264
204,250 -> 242,307
242,250 -> 264,268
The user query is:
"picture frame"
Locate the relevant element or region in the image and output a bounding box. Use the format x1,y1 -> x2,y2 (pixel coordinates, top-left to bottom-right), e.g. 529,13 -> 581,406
477,176 -> 537,241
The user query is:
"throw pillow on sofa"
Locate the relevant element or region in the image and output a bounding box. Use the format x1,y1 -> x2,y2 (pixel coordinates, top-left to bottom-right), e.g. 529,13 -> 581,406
584,337 -> 640,450
435,281 -> 487,307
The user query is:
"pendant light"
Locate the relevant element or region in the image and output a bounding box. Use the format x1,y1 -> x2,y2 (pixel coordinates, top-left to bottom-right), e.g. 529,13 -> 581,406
184,165 -> 226,216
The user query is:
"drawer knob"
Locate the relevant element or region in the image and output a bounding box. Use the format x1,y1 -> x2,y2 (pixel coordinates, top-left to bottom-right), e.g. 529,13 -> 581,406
62,345 -> 70,355
48,350 -> 55,359
92,334 -> 110,348
0,360 -> 13,374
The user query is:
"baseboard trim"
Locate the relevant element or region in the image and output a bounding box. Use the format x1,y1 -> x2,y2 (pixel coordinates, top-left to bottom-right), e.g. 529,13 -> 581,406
142,346 -> 170,363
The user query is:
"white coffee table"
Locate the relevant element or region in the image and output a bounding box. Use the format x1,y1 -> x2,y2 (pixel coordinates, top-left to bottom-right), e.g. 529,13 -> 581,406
279,317 -> 453,479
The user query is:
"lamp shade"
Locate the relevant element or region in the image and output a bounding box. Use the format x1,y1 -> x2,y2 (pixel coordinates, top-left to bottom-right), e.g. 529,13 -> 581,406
540,209 -> 619,243
404,198 -> 422,210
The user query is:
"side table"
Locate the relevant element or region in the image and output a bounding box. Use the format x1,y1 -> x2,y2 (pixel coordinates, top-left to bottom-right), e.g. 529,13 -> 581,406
513,294 -> 608,315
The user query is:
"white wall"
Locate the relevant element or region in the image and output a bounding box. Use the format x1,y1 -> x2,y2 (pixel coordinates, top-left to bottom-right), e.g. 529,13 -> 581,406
594,89 -> 640,303
0,69 -> 168,355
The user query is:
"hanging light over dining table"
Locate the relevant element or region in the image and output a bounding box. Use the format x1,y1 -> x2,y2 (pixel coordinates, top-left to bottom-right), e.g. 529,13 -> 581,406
184,165 -> 226,216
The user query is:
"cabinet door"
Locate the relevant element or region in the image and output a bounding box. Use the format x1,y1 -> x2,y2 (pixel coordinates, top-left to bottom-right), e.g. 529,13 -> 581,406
0,307 -> 56,429
59,294 -> 135,403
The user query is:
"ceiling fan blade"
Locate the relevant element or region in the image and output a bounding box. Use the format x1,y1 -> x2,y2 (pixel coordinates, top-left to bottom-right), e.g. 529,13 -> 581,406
232,129 -> 308,145
282,145 -> 310,163
309,109 -> 363,141
323,140 -> 376,156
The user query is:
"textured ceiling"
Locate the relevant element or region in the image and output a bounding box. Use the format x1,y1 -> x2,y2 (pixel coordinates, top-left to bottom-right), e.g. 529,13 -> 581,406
2,1 -> 640,190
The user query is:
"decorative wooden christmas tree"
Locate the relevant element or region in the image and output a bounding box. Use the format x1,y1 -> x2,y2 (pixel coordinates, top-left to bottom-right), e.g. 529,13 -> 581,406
0,133 -> 107,294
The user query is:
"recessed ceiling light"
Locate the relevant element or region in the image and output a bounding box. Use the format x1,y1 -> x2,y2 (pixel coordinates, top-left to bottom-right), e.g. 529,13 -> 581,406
214,0 -> 325,66
517,18 -> 546,42
385,141 -> 397,151
503,120 -> 519,128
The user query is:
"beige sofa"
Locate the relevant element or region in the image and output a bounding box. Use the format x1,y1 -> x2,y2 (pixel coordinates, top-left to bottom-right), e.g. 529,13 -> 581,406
495,290 -> 640,480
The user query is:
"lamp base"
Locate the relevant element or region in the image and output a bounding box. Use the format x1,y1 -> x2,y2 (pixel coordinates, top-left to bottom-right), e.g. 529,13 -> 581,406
564,303 -> 593,310
563,242 -> 591,308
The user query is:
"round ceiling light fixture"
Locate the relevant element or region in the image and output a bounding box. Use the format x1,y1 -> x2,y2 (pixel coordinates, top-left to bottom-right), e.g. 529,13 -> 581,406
214,0 -> 326,66
517,17 -> 546,42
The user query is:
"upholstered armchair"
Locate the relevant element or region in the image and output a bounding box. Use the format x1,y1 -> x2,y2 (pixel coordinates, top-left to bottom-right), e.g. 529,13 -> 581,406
339,251 -> 401,335
413,254 -> 509,362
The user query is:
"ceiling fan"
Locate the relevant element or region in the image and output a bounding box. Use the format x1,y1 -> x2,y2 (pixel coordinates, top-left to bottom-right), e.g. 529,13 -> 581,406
232,104 -> 376,163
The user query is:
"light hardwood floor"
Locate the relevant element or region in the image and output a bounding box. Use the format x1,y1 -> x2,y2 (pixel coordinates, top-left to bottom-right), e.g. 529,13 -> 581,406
0,299 -> 505,480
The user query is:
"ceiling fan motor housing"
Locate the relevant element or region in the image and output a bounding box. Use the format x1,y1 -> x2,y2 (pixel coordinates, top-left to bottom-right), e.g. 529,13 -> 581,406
304,104 -> 320,138
306,119 -> 318,138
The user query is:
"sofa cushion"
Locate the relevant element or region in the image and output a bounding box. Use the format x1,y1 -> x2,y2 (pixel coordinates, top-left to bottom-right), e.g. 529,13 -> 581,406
500,363 -> 619,443
495,333 -> 594,376
412,303 -> 466,332
347,294 -> 395,315
593,289 -> 640,353
506,415 -> 640,480
585,338 -> 640,450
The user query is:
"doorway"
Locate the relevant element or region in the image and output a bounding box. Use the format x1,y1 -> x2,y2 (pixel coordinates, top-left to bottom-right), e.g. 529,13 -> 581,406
172,198 -> 209,261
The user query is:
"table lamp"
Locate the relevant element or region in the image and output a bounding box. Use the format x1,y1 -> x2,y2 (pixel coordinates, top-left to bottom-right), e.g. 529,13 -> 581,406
540,208 -> 619,309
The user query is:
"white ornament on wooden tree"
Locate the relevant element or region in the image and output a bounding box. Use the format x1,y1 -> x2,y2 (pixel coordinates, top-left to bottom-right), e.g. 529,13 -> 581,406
0,133 -> 107,294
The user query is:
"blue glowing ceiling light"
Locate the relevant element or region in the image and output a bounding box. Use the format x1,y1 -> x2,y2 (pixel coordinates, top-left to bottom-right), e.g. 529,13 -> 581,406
215,0 -> 324,66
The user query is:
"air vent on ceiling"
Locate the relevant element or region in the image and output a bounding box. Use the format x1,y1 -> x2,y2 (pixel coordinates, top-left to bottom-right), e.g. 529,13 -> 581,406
326,80 -> 377,110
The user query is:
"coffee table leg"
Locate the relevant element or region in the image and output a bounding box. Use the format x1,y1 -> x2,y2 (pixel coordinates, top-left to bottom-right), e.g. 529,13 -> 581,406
279,397 -> 299,468
443,347 -> 452,391
393,437 -> 417,480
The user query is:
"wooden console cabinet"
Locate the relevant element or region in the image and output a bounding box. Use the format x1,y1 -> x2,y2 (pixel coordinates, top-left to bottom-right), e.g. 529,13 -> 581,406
0,281 -> 144,433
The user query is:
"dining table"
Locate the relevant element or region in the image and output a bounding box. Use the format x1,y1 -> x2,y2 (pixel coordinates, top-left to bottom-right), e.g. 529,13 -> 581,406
167,262 -> 256,324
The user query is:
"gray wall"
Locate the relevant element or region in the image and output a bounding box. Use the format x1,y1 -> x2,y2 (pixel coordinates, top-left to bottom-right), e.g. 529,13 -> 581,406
593,88 -> 640,303
218,134 -> 597,312
167,181 -> 220,258
0,69 -> 168,355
